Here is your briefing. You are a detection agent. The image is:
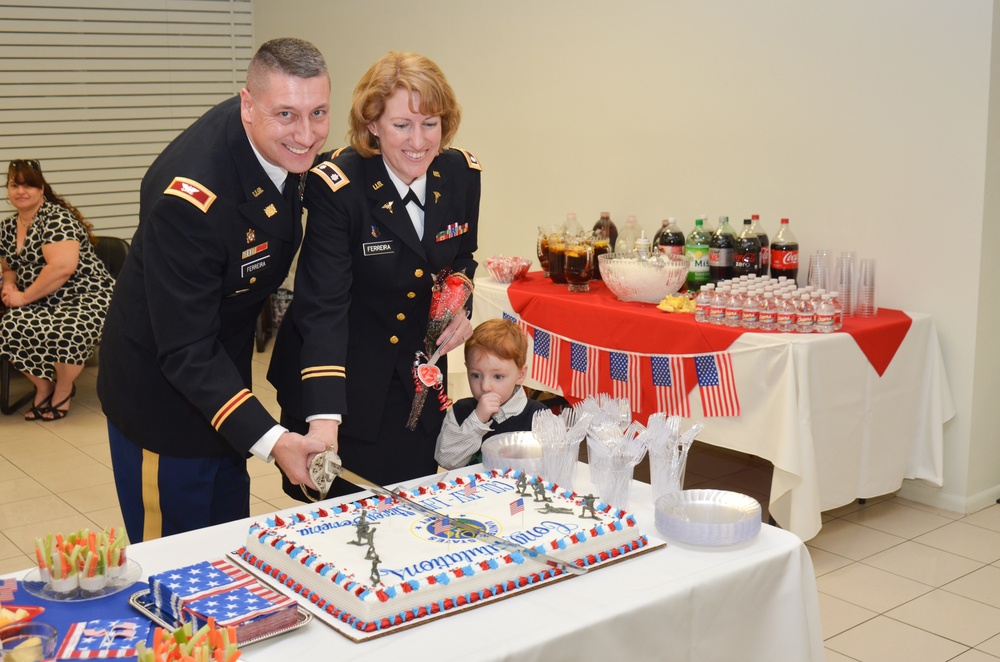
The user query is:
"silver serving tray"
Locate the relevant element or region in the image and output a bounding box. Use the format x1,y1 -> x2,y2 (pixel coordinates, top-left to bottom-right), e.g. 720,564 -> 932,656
128,588 -> 311,646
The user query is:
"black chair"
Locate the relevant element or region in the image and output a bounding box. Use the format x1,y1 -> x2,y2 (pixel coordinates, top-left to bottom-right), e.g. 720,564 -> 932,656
0,235 -> 130,414
93,235 -> 130,278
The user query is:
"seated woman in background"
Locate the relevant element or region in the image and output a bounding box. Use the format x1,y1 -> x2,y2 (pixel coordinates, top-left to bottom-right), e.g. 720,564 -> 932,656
0,159 -> 115,420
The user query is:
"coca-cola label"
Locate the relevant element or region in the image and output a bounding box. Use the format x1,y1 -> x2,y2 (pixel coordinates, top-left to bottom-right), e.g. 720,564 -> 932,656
772,249 -> 798,269
708,247 -> 733,267
657,245 -> 685,256
760,245 -> 770,267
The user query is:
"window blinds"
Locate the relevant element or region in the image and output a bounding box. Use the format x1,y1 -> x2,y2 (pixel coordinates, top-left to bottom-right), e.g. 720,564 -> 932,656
0,0 -> 253,236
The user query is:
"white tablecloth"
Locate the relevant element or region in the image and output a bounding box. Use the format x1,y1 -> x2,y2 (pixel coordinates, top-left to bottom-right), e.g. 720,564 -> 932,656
473,278 -> 956,540
10,467 -> 823,661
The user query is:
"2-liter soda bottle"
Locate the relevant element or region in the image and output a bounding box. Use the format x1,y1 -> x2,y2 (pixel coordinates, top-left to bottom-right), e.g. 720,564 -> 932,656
770,217 -> 800,283
685,217 -> 712,292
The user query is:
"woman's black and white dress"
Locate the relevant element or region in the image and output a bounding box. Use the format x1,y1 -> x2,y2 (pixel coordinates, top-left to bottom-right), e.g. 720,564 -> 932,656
0,202 -> 115,379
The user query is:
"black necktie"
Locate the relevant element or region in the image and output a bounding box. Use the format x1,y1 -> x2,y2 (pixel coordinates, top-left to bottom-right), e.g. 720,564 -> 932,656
403,188 -> 423,210
283,173 -> 300,207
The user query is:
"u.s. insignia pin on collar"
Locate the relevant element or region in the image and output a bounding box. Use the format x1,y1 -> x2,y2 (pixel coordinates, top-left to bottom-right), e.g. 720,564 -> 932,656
382,201 -> 394,214
251,186 -> 264,198
246,229 -> 256,243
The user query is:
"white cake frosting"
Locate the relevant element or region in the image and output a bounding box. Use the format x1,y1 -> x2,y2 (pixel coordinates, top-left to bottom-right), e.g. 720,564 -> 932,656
237,469 -> 647,632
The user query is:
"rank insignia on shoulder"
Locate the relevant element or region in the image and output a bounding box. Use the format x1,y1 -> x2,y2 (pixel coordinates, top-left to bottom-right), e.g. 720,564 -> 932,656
164,177 -> 217,212
453,148 -> 482,171
311,161 -> 350,193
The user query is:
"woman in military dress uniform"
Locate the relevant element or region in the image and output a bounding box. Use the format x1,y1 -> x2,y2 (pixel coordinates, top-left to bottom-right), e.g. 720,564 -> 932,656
269,51 -> 480,499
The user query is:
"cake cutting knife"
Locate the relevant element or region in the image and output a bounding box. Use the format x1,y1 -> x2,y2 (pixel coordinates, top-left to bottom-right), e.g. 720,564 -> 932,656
307,450 -> 588,576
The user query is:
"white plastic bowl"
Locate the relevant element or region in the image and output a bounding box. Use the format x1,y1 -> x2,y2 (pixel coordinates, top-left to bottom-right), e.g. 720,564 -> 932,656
599,252 -> 690,303
654,489 -> 762,546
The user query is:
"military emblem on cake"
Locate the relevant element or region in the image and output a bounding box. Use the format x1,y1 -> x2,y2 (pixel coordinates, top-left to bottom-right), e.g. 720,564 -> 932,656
411,515 -> 499,544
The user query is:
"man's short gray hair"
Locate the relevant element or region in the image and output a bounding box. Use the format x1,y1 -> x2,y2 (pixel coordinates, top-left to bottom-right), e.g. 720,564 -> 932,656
246,37 -> 328,93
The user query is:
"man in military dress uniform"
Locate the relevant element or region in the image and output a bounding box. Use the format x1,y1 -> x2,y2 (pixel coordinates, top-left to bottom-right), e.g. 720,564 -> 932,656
98,38 -> 331,542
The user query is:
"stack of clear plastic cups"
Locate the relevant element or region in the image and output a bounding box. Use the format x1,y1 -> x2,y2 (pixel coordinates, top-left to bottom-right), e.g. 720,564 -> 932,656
856,258 -> 877,317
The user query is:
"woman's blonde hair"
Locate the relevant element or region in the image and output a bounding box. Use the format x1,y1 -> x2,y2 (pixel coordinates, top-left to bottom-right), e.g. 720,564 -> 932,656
348,52 -> 461,157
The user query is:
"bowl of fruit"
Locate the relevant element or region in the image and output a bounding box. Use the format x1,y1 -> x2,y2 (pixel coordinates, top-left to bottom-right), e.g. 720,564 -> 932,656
0,621 -> 58,662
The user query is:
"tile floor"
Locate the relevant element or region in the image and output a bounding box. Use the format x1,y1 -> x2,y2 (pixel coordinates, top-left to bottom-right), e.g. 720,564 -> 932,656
1,346 -> 999,661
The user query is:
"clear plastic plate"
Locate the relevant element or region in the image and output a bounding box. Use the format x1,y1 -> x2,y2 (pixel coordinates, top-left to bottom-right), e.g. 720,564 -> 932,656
655,489 -> 762,546
481,431 -> 544,477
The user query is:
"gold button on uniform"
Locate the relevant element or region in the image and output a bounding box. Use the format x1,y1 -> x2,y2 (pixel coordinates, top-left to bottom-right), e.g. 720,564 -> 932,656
249,277 -> 257,284
389,336 -> 399,344
396,313 -> 406,321
407,291 -> 416,299
414,269 -> 424,278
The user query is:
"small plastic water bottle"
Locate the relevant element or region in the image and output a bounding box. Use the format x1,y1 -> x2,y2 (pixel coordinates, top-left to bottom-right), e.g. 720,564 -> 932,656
709,285 -> 728,325
829,290 -> 844,330
741,287 -> 760,329
723,287 -> 742,327
776,293 -> 797,332
795,293 -> 815,333
814,294 -> 835,333
695,283 -> 715,323
758,291 -> 777,330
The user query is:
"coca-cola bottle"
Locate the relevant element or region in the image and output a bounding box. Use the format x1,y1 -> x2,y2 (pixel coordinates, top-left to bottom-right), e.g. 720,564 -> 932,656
593,212 -> 618,255
733,218 -> 761,278
655,217 -> 685,256
770,218 -> 800,283
708,216 -> 736,284
751,214 -> 769,275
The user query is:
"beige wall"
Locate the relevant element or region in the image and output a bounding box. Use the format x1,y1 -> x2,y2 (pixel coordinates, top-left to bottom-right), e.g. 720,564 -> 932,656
254,0 -> 999,513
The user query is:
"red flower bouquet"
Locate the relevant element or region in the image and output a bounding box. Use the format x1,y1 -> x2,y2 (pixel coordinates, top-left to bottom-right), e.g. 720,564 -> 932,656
406,269 -> 474,430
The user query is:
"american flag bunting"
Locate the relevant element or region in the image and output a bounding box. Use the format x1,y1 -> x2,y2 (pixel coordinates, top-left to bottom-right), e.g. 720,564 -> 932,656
530,328 -> 562,390
650,355 -> 690,417
694,353 -> 741,417
568,342 -> 599,399
609,351 -> 641,406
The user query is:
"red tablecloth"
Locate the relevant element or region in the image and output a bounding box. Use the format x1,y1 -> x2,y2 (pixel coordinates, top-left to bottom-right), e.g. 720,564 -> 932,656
507,273 -> 911,377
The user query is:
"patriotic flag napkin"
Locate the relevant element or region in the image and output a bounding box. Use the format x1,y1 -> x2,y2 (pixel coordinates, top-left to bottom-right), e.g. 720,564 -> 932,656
183,583 -> 297,628
650,355 -> 690,417
694,353 -> 741,417
568,342 -> 599,399
55,619 -> 150,659
530,329 -> 561,390
609,351 -> 641,406
148,559 -> 254,622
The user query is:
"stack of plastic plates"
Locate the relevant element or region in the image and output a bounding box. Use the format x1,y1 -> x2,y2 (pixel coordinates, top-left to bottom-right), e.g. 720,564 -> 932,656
481,431 -> 544,476
655,489 -> 762,546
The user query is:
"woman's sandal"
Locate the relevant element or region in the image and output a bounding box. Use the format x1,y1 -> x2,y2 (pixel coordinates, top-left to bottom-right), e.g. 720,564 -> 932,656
40,384 -> 75,422
24,393 -> 52,421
